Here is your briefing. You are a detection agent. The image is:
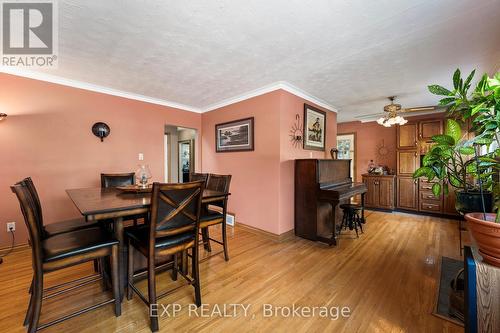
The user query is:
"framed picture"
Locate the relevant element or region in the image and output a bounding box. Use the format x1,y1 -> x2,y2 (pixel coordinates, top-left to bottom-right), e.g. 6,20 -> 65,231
303,104 -> 326,151
215,117 -> 254,152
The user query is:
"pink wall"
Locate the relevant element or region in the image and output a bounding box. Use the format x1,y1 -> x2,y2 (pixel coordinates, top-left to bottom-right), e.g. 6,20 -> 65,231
337,121 -> 397,181
201,91 -> 282,234
278,91 -> 336,233
0,73 -> 201,248
201,90 -> 337,235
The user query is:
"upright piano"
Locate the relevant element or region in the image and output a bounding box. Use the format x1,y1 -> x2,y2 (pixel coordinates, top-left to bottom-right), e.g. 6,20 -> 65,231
294,159 -> 367,245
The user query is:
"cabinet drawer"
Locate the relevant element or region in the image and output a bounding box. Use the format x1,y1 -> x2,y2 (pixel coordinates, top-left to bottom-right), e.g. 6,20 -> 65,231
420,191 -> 441,202
420,200 -> 442,213
419,181 -> 436,191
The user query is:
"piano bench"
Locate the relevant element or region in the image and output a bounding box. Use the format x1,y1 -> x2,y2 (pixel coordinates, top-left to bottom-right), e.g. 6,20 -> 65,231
339,204 -> 364,239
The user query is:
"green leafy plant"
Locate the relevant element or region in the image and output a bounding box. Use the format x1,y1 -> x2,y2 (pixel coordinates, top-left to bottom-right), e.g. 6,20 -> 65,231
419,69 -> 500,221
413,118 -> 484,196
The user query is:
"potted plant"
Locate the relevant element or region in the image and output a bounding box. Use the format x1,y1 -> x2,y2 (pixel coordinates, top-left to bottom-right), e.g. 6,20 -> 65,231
413,118 -> 493,213
416,69 -> 500,266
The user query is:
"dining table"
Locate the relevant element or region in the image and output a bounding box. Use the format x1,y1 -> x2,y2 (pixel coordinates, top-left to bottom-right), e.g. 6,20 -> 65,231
66,186 -> 230,299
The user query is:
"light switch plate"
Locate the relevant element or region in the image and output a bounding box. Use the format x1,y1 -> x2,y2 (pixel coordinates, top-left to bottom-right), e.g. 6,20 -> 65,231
138,153 -> 144,161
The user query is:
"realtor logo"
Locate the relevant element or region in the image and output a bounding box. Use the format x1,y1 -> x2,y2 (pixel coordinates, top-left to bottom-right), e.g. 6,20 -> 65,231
1,1 -> 58,67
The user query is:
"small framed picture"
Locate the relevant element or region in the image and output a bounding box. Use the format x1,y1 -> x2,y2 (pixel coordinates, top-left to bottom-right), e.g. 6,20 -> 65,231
215,117 -> 255,152
303,104 -> 326,151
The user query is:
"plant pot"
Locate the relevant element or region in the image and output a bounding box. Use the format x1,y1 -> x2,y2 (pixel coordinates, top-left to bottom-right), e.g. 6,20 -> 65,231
465,213 -> 500,267
455,191 -> 493,215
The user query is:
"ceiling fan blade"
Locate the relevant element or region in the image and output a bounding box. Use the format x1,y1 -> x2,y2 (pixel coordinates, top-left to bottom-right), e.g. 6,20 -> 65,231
401,105 -> 444,113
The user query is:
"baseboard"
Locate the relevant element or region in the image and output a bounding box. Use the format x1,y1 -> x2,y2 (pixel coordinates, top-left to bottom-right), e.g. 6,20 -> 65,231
235,223 -> 295,242
0,242 -> 29,253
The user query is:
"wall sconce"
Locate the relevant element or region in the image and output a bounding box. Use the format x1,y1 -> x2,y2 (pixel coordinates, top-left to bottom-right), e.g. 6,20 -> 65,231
0,113 -> 7,121
92,122 -> 110,142
289,114 -> 303,148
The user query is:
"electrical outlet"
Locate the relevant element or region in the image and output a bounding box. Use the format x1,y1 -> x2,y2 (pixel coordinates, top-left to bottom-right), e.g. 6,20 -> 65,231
138,153 -> 144,161
7,222 -> 15,232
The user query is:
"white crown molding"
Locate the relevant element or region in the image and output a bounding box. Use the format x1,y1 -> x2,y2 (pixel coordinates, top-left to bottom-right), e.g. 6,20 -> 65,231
202,81 -> 338,113
0,67 -> 203,113
1,68 -> 338,114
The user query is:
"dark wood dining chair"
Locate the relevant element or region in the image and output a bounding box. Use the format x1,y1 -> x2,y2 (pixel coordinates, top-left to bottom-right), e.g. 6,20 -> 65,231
25,177 -> 100,237
11,180 -> 121,333
100,172 -> 135,188
199,174 -> 232,261
24,177 -> 101,275
189,172 -> 208,183
126,181 -> 204,332
101,172 -> 146,226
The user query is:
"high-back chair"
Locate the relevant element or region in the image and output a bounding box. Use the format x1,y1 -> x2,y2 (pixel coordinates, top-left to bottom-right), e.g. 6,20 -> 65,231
11,180 -> 121,333
24,177 -> 99,236
126,181 -> 204,332
101,172 -> 145,225
100,172 -> 135,188
199,174 -> 232,260
189,172 -> 208,184
23,177 -> 101,280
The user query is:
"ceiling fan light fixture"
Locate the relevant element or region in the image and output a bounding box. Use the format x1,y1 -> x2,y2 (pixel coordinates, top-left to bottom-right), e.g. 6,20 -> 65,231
377,96 -> 407,127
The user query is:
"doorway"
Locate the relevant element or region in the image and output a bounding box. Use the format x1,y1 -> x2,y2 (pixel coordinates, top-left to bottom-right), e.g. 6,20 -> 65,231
336,133 -> 356,181
164,126 -> 197,183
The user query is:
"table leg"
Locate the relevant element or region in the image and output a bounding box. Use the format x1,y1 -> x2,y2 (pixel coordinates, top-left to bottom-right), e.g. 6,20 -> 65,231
360,193 -> 366,224
113,217 -> 125,300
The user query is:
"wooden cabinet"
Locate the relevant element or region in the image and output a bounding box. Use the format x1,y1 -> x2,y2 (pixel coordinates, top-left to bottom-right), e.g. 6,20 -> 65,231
397,176 -> 418,210
397,150 -> 419,175
419,120 -> 443,141
397,123 -> 418,149
362,174 -> 395,210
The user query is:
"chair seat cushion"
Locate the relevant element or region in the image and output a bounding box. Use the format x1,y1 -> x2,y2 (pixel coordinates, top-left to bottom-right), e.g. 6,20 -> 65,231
43,227 -> 118,263
126,226 -> 195,253
200,211 -> 224,228
44,217 -> 99,237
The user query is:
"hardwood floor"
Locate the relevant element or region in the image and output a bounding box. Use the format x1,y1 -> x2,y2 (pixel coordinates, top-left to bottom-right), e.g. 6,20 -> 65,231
0,211 -> 464,332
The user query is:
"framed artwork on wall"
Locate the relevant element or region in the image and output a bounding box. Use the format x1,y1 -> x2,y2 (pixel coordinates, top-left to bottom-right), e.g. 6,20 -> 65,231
215,117 -> 254,152
303,104 -> 326,151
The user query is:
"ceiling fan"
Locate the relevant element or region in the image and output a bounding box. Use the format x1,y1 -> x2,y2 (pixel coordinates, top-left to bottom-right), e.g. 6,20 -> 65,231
355,96 -> 444,125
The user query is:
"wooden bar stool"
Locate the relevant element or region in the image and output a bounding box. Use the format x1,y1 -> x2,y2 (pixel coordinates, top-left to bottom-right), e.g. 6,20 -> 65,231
126,181 -> 204,332
189,172 -> 209,183
11,180 -> 121,333
199,174 -> 231,261
101,172 -> 147,226
23,177 -> 101,290
339,203 -> 364,238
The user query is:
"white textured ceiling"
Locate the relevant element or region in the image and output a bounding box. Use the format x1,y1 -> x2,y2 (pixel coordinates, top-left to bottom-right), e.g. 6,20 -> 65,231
11,0 -> 500,121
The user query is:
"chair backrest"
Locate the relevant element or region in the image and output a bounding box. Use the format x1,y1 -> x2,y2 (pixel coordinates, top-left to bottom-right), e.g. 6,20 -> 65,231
206,174 -> 231,209
206,174 -> 232,193
23,177 -> 43,220
11,180 -> 44,270
189,172 -> 208,183
101,172 -> 135,188
149,181 -> 204,247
